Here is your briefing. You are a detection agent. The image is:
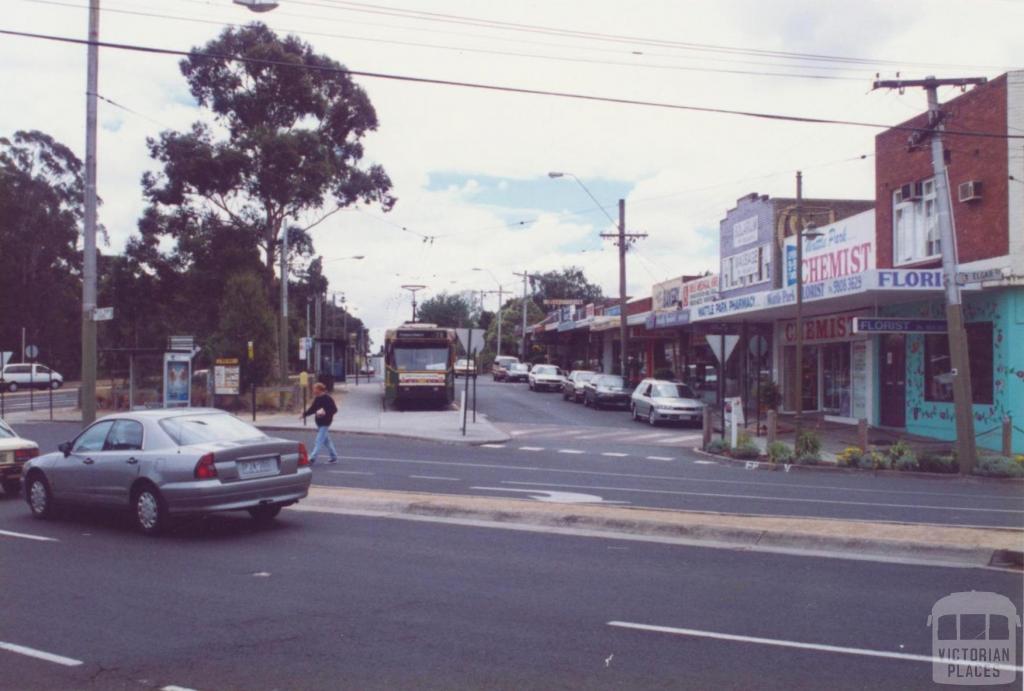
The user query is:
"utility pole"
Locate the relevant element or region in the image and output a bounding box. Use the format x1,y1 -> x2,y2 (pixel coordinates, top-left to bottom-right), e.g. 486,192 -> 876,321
794,172 -> 804,443
600,199 -> 647,380
873,75 -> 986,474
81,0 -> 100,424
480,287 -> 508,356
512,271 -> 534,361
279,227 -> 289,384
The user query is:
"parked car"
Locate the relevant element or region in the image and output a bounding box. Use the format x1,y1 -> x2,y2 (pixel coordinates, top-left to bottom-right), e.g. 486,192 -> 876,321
630,379 -> 705,426
562,370 -> 596,402
582,374 -> 632,409
0,418 -> 39,496
22,408 -> 313,535
454,358 -> 477,376
491,356 -> 520,381
528,364 -> 566,392
1,363 -> 64,392
505,362 -> 530,383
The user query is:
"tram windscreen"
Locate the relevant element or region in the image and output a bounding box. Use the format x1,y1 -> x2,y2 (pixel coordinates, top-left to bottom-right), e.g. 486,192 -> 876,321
393,346 -> 449,371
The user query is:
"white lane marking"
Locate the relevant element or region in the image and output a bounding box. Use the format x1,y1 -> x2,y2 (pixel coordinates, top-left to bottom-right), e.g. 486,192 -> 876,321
601,452 -> 629,458
659,434 -> 702,443
646,456 -> 675,462
607,622 -> 1024,673
501,480 -> 1024,513
331,454 -> 1024,502
471,487 -> 628,504
0,529 -> 58,542
163,686 -> 201,691
409,475 -> 460,481
693,460 -> 717,465
633,432 -> 675,440
326,470 -> 375,476
480,444 -> 506,449
0,641 -> 83,667
509,430 -> 533,437
558,449 -> 585,455
518,446 -> 545,452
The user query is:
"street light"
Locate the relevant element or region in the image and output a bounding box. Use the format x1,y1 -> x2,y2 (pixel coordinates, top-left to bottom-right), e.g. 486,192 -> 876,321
547,171 -> 617,225
794,220 -> 824,444
473,267 -> 507,357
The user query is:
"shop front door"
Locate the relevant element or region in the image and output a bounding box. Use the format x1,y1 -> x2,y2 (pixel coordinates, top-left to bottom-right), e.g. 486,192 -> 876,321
879,334 -> 906,428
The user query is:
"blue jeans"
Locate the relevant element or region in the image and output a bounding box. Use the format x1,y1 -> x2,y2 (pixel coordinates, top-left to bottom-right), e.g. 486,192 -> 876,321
309,425 -> 338,462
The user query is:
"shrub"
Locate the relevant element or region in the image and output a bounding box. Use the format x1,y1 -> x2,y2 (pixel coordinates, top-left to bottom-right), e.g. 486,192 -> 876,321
795,430 -> 822,459
918,452 -> 959,474
767,441 -> 794,464
795,454 -> 820,466
732,444 -> 760,460
736,430 -> 754,448
836,446 -> 863,468
759,379 -> 782,411
858,450 -> 890,470
974,456 -> 1024,478
888,440 -> 919,472
706,438 -> 730,454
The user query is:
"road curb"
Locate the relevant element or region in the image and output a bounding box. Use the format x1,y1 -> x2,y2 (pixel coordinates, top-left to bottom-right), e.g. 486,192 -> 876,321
299,487 -> 1023,569
256,424 -> 512,446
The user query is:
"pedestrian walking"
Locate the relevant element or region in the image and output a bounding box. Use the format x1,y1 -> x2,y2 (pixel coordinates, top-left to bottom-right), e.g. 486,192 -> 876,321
301,382 -> 339,464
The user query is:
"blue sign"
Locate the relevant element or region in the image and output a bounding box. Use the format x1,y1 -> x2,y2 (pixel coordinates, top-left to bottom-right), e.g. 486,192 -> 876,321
853,318 -> 947,334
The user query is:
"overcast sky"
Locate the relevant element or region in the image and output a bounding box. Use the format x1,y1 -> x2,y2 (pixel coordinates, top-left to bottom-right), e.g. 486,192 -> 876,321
3,0 -> 1022,347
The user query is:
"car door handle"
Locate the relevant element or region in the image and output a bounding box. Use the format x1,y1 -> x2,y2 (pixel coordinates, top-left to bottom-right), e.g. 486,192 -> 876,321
83,458 -> 95,465
126,457 -> 138,465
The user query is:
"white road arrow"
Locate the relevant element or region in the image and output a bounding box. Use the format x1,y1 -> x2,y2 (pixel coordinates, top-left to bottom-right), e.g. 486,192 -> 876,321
471,487 -> 628,504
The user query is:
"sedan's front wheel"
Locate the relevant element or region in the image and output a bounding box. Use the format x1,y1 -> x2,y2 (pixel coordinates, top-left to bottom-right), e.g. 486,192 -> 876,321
133,485 -> 167,536
648,410 -> 658,426
26,474 -> 54,519
248,504 -> 283,523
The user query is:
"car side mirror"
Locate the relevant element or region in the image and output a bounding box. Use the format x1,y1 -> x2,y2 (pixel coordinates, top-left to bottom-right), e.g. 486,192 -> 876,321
59,441 -> 71,457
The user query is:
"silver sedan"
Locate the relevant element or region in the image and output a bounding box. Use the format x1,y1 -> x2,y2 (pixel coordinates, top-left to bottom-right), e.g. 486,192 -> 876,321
22,408 -> 313,535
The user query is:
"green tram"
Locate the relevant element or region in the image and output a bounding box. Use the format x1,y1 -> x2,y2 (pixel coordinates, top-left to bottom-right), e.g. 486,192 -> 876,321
383,323 -> 457,409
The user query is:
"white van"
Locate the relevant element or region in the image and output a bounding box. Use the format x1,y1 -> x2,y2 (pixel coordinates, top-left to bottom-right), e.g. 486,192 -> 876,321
1,363 -> 64,392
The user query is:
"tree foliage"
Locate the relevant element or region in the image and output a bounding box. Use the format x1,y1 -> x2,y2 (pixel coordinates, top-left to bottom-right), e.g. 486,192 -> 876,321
529,266 -> 604,307
0,130 -> 85,373
416,292 -> 474,328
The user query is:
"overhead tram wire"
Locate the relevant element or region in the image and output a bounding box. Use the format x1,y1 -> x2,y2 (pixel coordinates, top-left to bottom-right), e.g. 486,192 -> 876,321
4,29 -> 1020,142
297,0 -> 1016,72
17,0 -> 871,82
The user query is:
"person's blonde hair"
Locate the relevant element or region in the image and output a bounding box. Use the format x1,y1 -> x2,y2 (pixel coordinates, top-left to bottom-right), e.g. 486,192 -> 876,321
313,382 -> 327,393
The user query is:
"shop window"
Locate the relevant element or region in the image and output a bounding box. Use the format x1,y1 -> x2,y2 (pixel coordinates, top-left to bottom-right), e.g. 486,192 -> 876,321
923,323 -> 993,404
893,179 -> 941,265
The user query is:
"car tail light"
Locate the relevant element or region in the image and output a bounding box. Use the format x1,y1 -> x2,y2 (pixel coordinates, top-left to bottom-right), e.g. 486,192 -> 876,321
194,452 -> 218,479
15,448 -> 39,462
297,443 -> 310,467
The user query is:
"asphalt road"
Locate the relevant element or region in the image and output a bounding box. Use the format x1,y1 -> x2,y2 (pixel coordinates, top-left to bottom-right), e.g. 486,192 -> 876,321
1,497 -> 1021,691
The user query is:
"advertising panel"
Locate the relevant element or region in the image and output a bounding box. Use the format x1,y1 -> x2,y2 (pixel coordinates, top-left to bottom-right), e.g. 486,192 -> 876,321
784,210 -> 875,287
732,215 -> 758,248
163,353 -> 191,408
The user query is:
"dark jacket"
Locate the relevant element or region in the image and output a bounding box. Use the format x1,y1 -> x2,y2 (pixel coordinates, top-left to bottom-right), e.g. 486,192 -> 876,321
303,393 -> 338,427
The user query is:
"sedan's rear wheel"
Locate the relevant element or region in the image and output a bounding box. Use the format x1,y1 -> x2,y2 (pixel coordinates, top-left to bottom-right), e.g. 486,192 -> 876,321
26,474 -> 53,519
133,485 -> 167,536
248,504 -> 283,523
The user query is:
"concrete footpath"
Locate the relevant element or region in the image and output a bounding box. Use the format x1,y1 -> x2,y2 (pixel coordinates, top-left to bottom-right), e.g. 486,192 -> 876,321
295,486 -> 1024,570
257,379 -> 511,445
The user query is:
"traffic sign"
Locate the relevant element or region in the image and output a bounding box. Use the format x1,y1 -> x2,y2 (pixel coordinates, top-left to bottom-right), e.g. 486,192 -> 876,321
25,344 -> 38,360
92,306 -> 114,321
955,268 -> 1003,285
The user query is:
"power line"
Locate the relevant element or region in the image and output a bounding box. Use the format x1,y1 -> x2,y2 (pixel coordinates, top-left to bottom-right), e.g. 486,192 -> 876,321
297,0 -> 1016,72
2,28 -> 1019,140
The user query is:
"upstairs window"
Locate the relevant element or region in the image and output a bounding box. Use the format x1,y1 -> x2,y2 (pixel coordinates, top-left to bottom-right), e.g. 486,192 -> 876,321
893,178 -> 941,265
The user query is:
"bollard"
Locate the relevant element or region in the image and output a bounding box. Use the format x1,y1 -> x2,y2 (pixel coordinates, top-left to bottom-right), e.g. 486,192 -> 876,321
1003,416 -> 1013,457
766,410 -> 777,445
702,406 -> 712,449
858,418 -> 869,453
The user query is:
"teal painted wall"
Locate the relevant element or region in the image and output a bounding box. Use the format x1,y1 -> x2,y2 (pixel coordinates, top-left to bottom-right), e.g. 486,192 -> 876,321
882,288 -> 1024,454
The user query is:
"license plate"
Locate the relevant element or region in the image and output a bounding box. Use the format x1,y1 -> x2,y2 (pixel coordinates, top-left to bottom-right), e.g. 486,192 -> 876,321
237,458 -> 278,478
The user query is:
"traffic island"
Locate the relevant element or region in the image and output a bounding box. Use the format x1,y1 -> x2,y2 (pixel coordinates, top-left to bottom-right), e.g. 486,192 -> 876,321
293,486 -> 1024,569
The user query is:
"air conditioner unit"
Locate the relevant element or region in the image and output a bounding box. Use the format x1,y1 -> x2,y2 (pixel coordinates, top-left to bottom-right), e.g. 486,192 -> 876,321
898,182 -> 923,201
958,180 -> 982,202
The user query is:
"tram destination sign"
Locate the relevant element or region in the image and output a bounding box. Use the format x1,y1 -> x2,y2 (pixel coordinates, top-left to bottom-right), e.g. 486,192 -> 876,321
853,317 -> 947,334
